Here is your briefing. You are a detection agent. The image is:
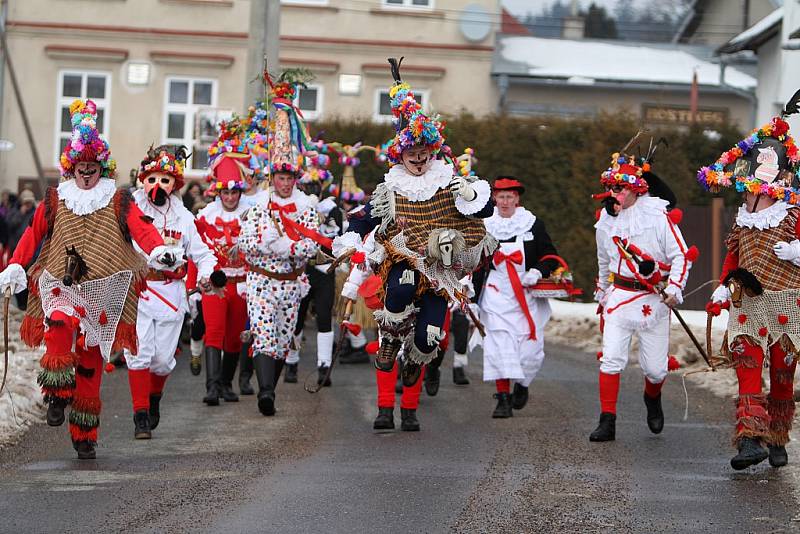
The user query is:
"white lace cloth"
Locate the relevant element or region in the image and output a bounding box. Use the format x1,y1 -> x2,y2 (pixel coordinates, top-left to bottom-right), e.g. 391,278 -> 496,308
735,201 -> 790,230
484,207 -> 536,241
57,178 -> 117,216
383,160 -> 453,202
39,269 -> 132,361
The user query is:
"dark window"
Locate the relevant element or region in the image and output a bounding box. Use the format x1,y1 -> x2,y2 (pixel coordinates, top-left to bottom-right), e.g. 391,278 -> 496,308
169,81 -> 189,104
62,74 -> 82,97
86,76 -> 106,99
193,82 -> 212,105
167,113 -> 185,139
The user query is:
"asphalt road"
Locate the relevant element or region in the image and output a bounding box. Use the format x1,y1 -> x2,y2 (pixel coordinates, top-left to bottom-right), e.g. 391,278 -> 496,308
1,332 -> 799,533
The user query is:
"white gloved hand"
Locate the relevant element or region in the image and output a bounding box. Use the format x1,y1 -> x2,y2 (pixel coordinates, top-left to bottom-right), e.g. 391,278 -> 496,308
711,284 -> 730,304
522,268 -> 543,286
663,284 -> 683,306
448,177 -> 477,201
774,240 -> 800,262
594,287 -> 607,305
341,280 -> 360,301
269,235 -> 293,257
0,263 -> 27,294
188,290 -> 202,320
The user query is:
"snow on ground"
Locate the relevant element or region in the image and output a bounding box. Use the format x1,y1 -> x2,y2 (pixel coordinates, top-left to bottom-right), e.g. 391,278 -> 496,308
0,308 -> 44,448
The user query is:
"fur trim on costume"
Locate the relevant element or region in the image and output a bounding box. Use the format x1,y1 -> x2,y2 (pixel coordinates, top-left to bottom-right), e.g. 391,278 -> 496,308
69,424 -> 98,443
112,322 -> 139,355
768,397 -> 795,446
403,338 -> 438,365
114,188 -> 134,243
734,393 -> 770,446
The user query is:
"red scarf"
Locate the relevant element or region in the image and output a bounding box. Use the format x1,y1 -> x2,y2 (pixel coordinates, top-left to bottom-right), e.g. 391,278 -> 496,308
268,202 -> 333,250
493,249 -> 536,340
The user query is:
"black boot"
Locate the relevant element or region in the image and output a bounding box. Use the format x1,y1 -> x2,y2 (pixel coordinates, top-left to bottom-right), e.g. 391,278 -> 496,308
238,345 -> 254,395
589,412 -> 616,442
492,393 -> 513,418
373,407 -> 395,430
731,437 -> 769,470
643,392 -> 664,434
149,394 -> 161,430
339,337 -> 370,364
189,354 -> 201,376
220,352 -> 240,402
424,366 -> 441,396
512,383 -> 529,410
375,337 -> 402,372
202,347 -> 222,406
317,365 -> 332,387
73,440 -> 96,460
400,408 -> 420,431
424,349 -> 444,396
769,445 -> 789,468
46,398 -> 68,426
402,362 -> 423,387
284,363 -> 298,383
133,410 -> 151,439
452,367 -> 470,385
254,354 -> 279,416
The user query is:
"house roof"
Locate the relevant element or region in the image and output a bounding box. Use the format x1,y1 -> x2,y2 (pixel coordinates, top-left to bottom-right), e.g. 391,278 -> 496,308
493,35 -> 756,92
500,7 -> 530,36
717,7 -> 782,54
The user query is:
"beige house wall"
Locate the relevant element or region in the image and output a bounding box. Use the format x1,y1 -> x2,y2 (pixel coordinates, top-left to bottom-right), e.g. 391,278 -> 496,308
280,0 -> 498,120
0,0 -> 250,193
686,0 -> 779,46
504,84 -> 753,130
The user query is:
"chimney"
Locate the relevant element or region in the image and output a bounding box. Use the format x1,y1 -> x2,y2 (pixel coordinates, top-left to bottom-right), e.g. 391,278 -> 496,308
562,0 -> 585,39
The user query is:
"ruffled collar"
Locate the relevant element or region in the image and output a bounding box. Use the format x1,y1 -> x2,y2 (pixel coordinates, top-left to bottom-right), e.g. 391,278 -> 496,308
484,207 -> 536,240
595,195 -> 669,238
269,187 -> 313,212
57,178 -> 117,216
133,188 -> 186,231
198,198 -> 248,222
383,159 -> 453,202
735,201 -> 790,230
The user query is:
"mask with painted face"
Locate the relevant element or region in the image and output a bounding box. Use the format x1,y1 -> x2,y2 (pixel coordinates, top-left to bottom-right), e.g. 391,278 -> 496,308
143,172 -> 176,206
74,161 -> 102,190
401,145 -> 434,176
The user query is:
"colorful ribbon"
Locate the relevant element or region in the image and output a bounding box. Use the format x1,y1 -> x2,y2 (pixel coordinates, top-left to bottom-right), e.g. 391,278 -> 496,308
493,249 -> 536,340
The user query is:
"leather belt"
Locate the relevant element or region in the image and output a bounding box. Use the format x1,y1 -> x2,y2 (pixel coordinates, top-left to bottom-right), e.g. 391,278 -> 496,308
248,265 -> 304,281
613,275 -> 649,292
146,268 -> 186,282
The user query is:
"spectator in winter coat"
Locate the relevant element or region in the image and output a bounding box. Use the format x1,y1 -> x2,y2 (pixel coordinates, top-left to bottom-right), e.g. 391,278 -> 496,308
7,189 -> 36,252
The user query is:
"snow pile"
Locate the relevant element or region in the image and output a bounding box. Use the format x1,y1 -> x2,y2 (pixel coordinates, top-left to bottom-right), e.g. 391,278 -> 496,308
498,36 -> 757,91
0,308 -> 44,448
546,300 -> 738,399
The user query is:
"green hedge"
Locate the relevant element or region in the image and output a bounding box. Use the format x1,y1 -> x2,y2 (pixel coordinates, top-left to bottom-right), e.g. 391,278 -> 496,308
314,113 -> 744,298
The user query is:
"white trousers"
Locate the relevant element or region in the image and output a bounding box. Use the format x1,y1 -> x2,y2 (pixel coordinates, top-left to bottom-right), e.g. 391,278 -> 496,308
125,311 -> 183,375
600,315 -> 670,383
483,329 -> 545,387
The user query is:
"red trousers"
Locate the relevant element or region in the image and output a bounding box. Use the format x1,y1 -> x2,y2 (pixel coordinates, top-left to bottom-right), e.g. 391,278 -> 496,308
202,283 -> 248,353
376,362 -> 426,409
38,311 -> 103,444
734,338 -> 796,446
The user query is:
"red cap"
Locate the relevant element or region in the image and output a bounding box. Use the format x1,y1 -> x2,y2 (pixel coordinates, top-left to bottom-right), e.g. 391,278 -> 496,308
493,177 -> 524,194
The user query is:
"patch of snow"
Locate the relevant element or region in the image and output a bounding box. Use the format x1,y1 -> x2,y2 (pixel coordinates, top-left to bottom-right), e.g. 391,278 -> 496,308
499,36 -> 757,91
0,309 -> 44,449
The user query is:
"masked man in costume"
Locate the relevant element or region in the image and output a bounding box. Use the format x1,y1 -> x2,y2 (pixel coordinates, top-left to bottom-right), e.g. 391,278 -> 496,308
238,72 -> 321,416
193,142 -> 252,404
472,177 -> 559,418
334,58 -> 495,417
701,96 -> 800,470
126,145 -> 217,439
591,139 -> 694,442
0,100 -> 172,459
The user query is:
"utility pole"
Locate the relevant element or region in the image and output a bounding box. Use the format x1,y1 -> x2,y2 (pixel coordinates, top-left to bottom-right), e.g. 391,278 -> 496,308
245,0 -> 281,108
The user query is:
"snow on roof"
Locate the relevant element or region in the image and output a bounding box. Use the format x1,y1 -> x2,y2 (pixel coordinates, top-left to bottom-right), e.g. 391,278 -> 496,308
724,7 -> 782,49
495,35 -> 756,91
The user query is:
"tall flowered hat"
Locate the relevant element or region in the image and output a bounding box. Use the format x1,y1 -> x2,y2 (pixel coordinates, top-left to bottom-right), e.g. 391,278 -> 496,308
267,69 -> 314,175
59,99 -> 116,179
138,144 -> 189,191
697,90 -> 800,204
205,115 -> 251,194
386,57 -> 444,164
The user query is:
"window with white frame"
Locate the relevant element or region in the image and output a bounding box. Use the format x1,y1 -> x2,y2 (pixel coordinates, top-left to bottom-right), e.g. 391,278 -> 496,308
383,0 -> 432,8
374,88 -> 428,122
55,71 -> 110,165
294,84 -> 324,121
163,77 -> 217,173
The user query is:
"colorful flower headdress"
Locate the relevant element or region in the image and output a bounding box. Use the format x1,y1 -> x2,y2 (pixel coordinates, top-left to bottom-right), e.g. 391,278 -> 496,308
599,132 -> 667,194
59,99 -> 116,180
385,57 -> 444,164
138,144 -> 189,190
697,103 -> 800,204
